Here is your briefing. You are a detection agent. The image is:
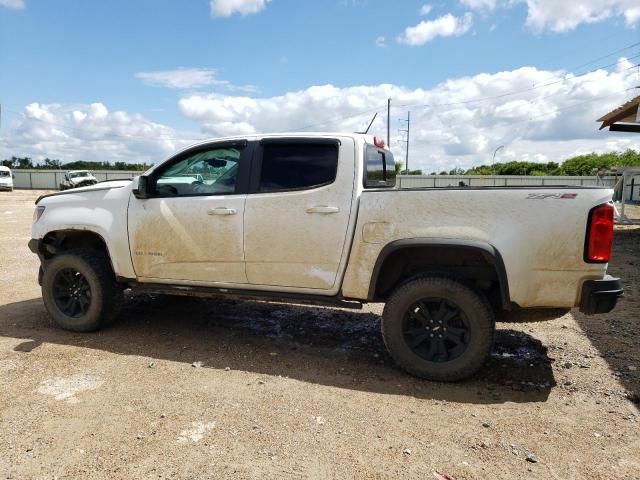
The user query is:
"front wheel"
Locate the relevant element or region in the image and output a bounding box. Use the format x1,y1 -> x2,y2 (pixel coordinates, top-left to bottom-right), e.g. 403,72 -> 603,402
41,249 -> 123,332
382,277 -> 494,381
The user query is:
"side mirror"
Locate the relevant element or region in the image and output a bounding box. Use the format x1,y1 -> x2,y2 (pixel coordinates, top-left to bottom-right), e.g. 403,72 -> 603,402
133,175 -> 152,199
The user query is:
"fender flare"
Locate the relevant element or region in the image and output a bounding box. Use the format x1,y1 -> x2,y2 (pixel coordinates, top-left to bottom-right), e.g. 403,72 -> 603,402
33,227 -> 119,275
367,238 -> 511,309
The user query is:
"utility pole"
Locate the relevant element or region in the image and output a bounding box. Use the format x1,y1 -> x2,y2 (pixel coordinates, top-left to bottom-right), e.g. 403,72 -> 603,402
399,111 -> 410,174
492,145 -> 504,186
386,98 -> 391,147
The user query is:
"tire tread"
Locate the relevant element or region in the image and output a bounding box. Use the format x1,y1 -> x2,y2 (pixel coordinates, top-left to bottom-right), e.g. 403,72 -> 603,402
42,248 -> 123,332
382,276 -> 494,381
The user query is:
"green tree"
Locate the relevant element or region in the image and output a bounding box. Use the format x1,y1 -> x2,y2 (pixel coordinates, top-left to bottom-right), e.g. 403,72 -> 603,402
42,158 -> 62,169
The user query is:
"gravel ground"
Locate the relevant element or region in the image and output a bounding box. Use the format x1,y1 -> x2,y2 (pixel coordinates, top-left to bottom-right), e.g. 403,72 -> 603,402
0,190 -> 638,480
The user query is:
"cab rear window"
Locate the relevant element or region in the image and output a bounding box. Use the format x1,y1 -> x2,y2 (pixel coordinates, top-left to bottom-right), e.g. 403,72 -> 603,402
364,145 -> 396,188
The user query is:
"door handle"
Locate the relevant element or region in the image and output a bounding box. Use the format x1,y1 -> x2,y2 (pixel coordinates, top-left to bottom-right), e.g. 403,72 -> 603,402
306,205 -> 340,214
208,207 -> 237,216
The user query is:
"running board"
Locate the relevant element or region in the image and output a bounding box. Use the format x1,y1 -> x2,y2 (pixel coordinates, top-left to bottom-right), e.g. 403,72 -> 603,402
128,283 -> 364,310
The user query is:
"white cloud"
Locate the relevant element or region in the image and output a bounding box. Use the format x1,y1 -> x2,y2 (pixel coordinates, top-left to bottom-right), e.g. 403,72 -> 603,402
459,0 -> 496,10
459,0 -> 640,31
375,36 -> 386,47
3,63 -> 640,171
1,102 -> 199,164
135,68 -> 226,89
0,0 -> 24,9
176,63 -> 639,173
135,67 -> 257,93
210,0 -> 270,17
398,13 -> 473,46
625,7 -> 640,25
513,0 -> 640,32
419,4 -> 433,15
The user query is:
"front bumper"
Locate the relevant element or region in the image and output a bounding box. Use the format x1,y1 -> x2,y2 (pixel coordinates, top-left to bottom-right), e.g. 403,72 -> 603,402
28,238 -> 40,254
0,185 -> 13,191
579,275 -> 623,315
28,239 -> 45,285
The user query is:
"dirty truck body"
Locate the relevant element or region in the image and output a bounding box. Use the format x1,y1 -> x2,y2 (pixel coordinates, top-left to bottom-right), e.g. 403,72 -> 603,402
29,133 -> 623,381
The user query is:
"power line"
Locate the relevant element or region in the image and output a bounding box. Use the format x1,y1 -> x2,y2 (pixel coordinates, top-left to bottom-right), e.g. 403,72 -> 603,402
395,55 -> 640,112
568,41 -> 640,72
282,47 -> 640,132
3,43 -> 638,147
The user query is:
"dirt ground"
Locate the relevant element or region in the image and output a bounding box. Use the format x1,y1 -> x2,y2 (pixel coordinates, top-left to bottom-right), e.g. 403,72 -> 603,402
0,190 -> 638,480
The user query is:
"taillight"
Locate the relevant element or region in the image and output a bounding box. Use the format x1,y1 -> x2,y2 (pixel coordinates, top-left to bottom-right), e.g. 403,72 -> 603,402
585,203 -> 614,263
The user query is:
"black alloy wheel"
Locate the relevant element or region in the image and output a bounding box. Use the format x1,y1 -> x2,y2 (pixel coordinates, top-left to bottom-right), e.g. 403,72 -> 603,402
52,268 -> 92,318
381,276 -> 495,381
402,298 -> 471,362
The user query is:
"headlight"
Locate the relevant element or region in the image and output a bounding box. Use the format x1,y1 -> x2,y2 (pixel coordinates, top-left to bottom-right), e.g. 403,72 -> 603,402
33,206 -> 46,223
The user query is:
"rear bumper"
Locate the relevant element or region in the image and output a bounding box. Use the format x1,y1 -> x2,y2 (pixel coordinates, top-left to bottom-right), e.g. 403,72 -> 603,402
579,275 -> 623,315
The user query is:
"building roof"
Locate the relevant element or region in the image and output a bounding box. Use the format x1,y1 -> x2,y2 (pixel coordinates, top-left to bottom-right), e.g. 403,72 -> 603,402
597,95 -> 640,132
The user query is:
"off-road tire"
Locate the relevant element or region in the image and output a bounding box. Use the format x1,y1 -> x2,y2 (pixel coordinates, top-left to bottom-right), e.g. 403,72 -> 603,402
382,277 -> 494,381
41,249 -> 124,332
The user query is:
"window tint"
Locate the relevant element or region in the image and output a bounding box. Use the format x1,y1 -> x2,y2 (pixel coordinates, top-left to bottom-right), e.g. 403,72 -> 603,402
154,147 -> 241,196
259,142 -> 338,192
364,145 -> 396,188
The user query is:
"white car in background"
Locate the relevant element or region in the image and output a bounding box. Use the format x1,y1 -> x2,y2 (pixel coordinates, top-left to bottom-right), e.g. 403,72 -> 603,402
59,170 -> 98,190
0,166 -> 14,191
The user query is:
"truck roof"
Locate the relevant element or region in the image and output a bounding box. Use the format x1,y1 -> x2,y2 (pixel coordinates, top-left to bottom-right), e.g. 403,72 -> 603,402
0,166 -> 11,172
183,132 -> 381,149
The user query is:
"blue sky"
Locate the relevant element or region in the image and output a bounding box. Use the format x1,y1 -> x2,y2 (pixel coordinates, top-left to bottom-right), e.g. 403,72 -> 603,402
1,0 -> 640,171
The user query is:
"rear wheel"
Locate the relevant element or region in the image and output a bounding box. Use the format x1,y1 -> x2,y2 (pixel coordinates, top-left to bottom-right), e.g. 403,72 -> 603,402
42,249 -> 123,332
382,277 -> 494,381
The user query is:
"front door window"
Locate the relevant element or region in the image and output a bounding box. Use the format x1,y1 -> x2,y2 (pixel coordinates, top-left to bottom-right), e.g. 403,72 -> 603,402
154,147 -> 241,197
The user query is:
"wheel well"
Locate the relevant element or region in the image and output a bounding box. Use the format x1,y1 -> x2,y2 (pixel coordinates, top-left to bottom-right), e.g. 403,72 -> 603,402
40,230 -> 111,266
369,242 -> 510,310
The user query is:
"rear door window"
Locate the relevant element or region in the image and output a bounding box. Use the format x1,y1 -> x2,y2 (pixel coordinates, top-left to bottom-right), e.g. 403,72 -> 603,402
364,145 -> 396,188
258,141 -> 339,193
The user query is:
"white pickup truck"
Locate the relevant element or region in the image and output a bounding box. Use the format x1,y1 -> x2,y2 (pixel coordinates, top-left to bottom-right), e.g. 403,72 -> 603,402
29,133 -> 623,381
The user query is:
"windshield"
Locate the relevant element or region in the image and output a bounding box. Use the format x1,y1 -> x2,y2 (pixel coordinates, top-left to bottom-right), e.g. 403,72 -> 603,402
0,171 -> 9,178
69,171 -> 90,178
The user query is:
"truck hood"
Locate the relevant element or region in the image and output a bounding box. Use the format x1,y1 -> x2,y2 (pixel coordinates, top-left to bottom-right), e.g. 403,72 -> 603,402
36,179 -> 134,204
